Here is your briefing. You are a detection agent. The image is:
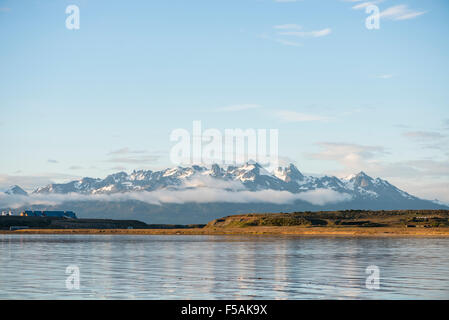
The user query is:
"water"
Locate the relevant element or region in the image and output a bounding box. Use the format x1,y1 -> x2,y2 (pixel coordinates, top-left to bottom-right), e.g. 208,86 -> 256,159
0,234 -> 448,299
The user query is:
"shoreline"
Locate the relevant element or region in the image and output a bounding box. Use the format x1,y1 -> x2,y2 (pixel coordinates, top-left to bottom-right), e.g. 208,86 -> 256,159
2,226 -> 449,237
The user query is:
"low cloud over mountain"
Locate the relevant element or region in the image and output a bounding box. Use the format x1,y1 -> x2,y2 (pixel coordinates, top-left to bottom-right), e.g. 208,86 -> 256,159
1,162 -> 446,223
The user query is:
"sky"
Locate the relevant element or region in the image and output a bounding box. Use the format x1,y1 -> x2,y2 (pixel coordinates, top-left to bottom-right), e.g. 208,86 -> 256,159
0,0 -> 448,202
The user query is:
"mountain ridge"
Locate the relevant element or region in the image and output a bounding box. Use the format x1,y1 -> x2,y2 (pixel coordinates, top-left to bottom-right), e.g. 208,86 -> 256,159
24,163 -> 417,200
2,162 -> 439,204
2,162 -> 446,224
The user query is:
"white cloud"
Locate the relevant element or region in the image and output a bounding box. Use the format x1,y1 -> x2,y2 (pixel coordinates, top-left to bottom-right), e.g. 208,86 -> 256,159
403,131 -> 445,141
0,187 -> 351,209
275,39 -> 302,47
376,74 -> 394,79
111,166 -> 127,171
279,28 -> 332,38
68,166 -> 84,170
402,131 -> 449,153
265,24 -> 330,48
180,174 -> 246,191
106,148 -> 163,164
380,5 -> 426,21
307,141 -> 449,201
217,104 -> 262,112
295,189 -> 352,206
0,173 -> 80,193
396,180 -> 449,204
351,1 -> 384,10
108,147 -> 146,155
274,24 -> 302,30
107,155 -> 161,164
0,171 -> 351,209
308,142 -> 387,170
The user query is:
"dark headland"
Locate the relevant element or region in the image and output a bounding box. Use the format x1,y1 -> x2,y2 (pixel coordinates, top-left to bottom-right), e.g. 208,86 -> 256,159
1,210 -> 449,236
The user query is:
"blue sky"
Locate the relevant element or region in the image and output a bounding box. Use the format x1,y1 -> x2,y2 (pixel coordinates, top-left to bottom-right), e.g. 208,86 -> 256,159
0,0 -> 448,201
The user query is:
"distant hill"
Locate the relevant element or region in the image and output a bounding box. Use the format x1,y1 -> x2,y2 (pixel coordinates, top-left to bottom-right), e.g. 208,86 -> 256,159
206,210 -> 449,229
4,185 -> 28,196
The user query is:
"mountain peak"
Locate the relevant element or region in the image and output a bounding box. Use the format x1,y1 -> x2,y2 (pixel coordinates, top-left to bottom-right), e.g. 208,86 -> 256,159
350,171 -> 374,180
246,159 -> 259,166
349,171 -> 375,188
274,163 -> 304,182
19,163 -> 443,211
5,185 -> 28,196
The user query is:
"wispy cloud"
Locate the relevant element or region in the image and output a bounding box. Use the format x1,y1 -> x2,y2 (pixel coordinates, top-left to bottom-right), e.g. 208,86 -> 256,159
0,180 -> 351,209
278,28 -> 332,38
375,74 -> 394,79
402,131 -> 448,152
0,173 -> 80,193
380,5 -> 426,21
275,110 -> 330,122
403,131 -> 445,141
108,147 -> 146,155
307,142 -> 414,180
345,2 -> 426,22
216,104 -> 262,112
309,142 -> 387,165
272,25 -> 303,46
107,155 -> 161,164
107,148 -> 163,164
68,166 -> 84,170
306,141 -> 449,202
47,159 -> 59,164
111,166 -> 127,171
351,1 -> 384,10
263,23 -> 330,48
274,24 -> 302,30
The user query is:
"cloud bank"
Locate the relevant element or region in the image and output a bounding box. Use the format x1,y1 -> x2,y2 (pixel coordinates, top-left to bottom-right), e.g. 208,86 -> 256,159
0,188 -> 351,209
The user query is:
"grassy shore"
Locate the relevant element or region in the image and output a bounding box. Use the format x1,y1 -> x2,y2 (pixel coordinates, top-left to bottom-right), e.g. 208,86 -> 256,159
2,210 -> 449,237
2,226 -> 449,236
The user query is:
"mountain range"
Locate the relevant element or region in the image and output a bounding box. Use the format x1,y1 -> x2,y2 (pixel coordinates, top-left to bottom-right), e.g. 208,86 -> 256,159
1,162 -> 446,224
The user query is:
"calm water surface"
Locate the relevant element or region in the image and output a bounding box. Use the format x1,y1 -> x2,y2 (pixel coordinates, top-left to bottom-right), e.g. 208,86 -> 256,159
0,235 -> 448,299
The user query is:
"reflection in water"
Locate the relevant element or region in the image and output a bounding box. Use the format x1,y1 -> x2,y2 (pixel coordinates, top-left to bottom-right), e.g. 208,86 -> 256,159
0,235 -> 448,299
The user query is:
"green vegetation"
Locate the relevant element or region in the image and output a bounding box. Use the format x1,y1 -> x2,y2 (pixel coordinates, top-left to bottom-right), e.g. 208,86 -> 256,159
207,210 -> 449,229
2,210 -> 449,233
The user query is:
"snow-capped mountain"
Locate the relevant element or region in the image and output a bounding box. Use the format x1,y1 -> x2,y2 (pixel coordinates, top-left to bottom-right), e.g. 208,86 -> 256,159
3,163 -> 446,224
4,185 -> 28,196
27,162 -> 420,202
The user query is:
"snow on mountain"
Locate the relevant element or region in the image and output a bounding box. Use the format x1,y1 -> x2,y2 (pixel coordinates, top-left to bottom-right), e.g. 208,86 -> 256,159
23,162 -> 428,206
3,163 -> 446,224
4,185 -> 28,196
274,163 -> 305,183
